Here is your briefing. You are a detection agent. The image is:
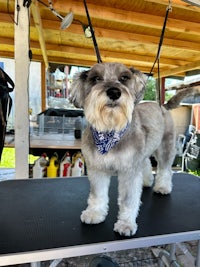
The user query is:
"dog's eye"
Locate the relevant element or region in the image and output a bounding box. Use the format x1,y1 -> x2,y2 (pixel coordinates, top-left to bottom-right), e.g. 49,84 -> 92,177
91,76 -> 102,83
119,75 -> 130,83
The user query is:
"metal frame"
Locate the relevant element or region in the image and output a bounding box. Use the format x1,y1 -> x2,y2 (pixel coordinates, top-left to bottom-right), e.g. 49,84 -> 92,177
0,231 -> 199,266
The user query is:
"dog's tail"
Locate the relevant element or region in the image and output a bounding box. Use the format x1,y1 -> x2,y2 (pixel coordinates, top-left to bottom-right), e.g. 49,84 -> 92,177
163,86 -> 200,110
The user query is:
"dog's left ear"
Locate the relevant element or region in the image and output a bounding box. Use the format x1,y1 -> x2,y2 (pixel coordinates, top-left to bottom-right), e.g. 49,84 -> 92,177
130,68 -> 148,104
69,71 -> 88,108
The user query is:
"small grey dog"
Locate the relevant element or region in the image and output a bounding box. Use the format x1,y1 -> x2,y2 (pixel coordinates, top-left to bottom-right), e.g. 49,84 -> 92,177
70,62 -> 199,236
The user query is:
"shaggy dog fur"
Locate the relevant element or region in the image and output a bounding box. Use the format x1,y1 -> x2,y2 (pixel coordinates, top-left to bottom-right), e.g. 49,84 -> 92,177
70,62 -> 200,236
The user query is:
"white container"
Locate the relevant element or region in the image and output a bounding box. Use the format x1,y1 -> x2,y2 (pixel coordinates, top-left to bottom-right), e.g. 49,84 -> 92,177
32,154 -> 48,178
60,152 -> 71,177
71,152 -> 84,177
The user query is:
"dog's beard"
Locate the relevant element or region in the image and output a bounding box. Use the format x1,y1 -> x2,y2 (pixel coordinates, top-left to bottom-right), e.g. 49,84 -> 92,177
84,89 -> 134,132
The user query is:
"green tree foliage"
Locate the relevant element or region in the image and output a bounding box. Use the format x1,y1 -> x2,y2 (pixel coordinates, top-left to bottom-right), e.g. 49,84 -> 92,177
143,78 -> 174,101
144,78 -> 156,100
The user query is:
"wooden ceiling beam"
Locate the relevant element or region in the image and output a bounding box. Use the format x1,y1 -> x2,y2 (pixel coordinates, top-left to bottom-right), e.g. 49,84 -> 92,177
1,10 -> 200,53
53,1 -> 200,35
28,40 -> 189,67
155,60 -> 200,78
0,35 -> 196,75
31,0 -> 49,69
0,35 -> 191,68
25,48 -> 154,72
0,12 -> 15,23
45,43 -> 189,66
43,56 -> 152,72
1,8 -> 200,37
0,36 -> 14,46
144,0 -> 200,12
0,51 -> 14,59
94,27 -> 200,52
39,22 -> 200,53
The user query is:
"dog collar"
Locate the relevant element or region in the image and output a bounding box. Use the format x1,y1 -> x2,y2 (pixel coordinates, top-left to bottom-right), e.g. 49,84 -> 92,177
91,124 -> 129,154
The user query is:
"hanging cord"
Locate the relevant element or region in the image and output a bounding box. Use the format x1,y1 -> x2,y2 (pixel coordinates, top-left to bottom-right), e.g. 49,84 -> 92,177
83,0 -> 102,63
149,1 -> 172,75
148,0 -> 172,105
157,58 -> 161,104
7,0 -> 20,25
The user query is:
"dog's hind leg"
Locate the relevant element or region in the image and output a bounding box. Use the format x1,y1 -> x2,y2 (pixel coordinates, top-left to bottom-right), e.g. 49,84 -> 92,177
80,169 -> 111,224
153,130 -> 176,195
142,158 -> 154,187
114,169 -> 143,236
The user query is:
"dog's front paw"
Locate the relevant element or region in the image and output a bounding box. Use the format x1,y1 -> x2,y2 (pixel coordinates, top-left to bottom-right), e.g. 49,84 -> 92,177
153,182 -> 172,195
80,209 -> 107,224
114,220 -> 138,236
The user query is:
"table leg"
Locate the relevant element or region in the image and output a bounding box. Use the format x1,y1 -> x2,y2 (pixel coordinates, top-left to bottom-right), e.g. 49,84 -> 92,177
196,240 -> 200,267
49,258 -> 63,267
158,243 -> 179,267
30,262 -> 41,267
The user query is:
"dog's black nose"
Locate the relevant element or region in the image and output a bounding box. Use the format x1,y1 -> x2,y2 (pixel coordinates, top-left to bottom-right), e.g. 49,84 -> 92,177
106,88 -> 121,101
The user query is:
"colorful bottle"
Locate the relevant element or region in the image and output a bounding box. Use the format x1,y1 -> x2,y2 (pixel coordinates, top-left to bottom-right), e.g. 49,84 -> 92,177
60,152 -> 71,177
47,152 -> 59,178
71,152 -> 84,177
32,153 -> 47,178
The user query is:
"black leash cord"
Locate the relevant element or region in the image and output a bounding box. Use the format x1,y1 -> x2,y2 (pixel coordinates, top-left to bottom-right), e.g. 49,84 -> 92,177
148,4 -> 172,105
83,0 -> 102,63
149,6 -> 171,76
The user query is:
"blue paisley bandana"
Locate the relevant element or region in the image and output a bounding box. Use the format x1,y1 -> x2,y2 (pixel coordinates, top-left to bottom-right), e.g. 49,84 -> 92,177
91,124 -> 129,154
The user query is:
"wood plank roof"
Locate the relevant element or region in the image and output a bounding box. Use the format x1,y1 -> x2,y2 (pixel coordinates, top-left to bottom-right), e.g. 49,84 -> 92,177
0,0 -> 200,77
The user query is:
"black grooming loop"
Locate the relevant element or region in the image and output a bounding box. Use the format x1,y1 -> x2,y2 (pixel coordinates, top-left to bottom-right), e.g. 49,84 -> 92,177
0,67 -> 15,160
149,0 -> 172,105
83,0 -> 102,63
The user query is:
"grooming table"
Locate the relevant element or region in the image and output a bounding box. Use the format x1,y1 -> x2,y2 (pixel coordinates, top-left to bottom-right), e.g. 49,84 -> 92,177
0,173 -> 199,266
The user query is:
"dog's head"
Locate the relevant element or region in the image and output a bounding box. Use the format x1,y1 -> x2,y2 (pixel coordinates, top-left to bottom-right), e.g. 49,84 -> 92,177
70,62 -> 147,132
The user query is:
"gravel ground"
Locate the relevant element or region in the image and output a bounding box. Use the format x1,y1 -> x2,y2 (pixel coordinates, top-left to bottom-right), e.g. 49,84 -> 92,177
10,240 -> 198,267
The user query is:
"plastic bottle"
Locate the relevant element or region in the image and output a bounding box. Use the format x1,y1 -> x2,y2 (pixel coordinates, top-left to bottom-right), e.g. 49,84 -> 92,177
60,152 -> 71,177
32,153 -> 48,178
71,152 -> 84,177
47,152 -> 59,178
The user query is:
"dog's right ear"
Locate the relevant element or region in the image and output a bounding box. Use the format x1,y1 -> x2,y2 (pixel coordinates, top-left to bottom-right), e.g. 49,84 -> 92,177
130,68 -> 148,104
69,71 -> 88,108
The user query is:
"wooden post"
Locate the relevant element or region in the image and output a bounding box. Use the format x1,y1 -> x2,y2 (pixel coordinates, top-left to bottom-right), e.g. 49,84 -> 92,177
41,62 -> 46,111
14,0 -> 30,178
156,77 -> 165,105
161,77 -> 165,105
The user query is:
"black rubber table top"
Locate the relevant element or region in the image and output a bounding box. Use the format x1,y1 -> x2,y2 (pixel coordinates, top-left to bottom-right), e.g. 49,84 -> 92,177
0,173 -> 199,255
